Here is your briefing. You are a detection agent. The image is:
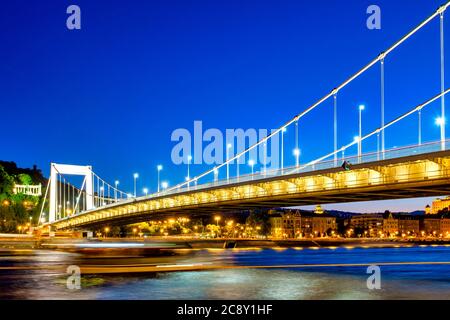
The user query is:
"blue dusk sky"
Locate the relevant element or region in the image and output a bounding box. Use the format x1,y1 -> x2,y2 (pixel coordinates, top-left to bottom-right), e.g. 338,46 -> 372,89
1,0 -> 449,212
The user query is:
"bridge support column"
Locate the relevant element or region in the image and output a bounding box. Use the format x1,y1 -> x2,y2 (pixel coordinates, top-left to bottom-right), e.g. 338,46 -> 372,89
48,163 -> 95,223
85,167 -> 94,211
49,165 -> 58,223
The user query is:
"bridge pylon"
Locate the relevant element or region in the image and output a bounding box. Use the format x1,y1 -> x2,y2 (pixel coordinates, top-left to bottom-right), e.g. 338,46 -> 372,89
49,163 -> 94,223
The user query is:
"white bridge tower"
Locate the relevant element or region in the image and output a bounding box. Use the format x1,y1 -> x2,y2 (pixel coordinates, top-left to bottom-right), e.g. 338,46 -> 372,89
49,163 -> 94,223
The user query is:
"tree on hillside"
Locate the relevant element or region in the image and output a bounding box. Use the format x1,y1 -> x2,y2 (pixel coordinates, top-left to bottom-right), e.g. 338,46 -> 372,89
0,166 -> 14,195
246,210 -> 271,237
18,173 -> 33,185
0,161 -> 46,185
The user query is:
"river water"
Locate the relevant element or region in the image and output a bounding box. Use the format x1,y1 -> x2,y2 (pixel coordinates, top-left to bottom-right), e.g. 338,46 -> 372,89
1,245 -> 450,299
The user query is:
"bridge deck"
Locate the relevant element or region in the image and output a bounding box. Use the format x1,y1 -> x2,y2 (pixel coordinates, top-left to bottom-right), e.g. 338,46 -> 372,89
50,150 -> 450,230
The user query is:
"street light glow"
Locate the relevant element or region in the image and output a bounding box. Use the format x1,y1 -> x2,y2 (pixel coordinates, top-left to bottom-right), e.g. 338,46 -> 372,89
293,148 -> 300,156
161,181 -> 169,190
436,117 -> 445,126
248,159 -> 256,177
157,165 -> 163,193
359,104 -> 365,111
133,173 -> 139,197
186,155 -> 192,189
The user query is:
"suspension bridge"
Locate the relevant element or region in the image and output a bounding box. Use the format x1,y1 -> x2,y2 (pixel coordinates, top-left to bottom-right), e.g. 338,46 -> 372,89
39,2 -> 450,231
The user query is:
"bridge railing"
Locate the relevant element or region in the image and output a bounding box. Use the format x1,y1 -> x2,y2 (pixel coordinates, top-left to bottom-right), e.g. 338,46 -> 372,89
152,139 -> 449,198
293,139 -> 450,175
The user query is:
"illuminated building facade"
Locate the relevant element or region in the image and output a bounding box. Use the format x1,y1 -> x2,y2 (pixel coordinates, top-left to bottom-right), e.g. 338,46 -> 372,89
422,218 -> 441,236
350,214 -> 384,237
298,212 -> 337,238
421,215 -> 450,237
269,211 -> 301,238
383,212 -> 399,237
269,210 -> 336,238
311,215 -> 337,237
427,196 -> 450,215
314,205 -> 324,215
398,216 -> 421,236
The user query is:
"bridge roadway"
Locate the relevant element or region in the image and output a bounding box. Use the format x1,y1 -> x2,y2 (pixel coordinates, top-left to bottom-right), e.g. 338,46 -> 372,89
49,149 -> 450,230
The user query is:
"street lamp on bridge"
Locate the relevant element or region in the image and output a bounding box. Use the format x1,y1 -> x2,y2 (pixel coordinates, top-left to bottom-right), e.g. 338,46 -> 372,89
293,148 -> 301,168
226,144 -> 232,182
358,104 -> 365,163
187,155 -> 192,189
248,159 -> 255,178
133,173 -> 139,197
157,165 -> 163,193
99,186 -> 104,205
436,117 -> 445,126
354,136 -> 361,161
436,117 -> 446,150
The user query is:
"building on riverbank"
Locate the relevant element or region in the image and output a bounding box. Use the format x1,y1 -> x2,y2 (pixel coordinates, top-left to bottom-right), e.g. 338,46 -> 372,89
350,214 -> 384,237
269,210 -> 337,238
383,212 -> 399,237
381,212 -> 450,238
426,196 -> 450,215
269,211 -> 301,238
398,215 -> 421,236
297,212 -> 337,238
421,217 -> 441,236
420,214 -> 450,237
268,209 -> 450,239
441,217 -> 450,236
